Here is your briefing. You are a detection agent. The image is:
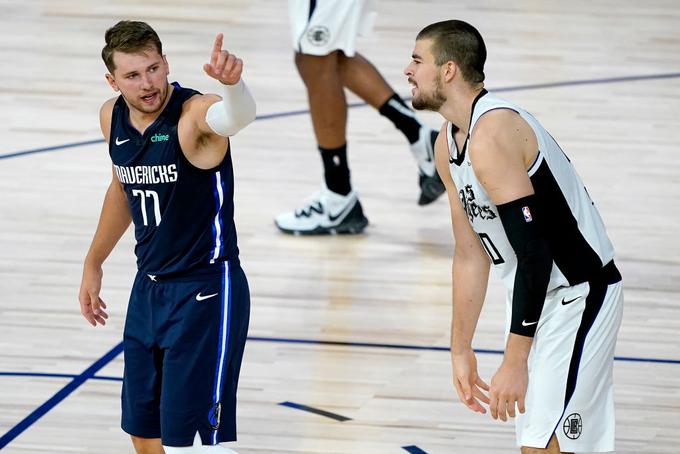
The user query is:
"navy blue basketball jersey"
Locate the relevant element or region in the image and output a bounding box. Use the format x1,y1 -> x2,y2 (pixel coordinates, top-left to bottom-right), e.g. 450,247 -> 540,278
109,82 -> 239,275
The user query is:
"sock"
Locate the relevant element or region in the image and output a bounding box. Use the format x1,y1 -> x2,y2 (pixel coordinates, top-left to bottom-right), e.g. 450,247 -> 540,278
319,144 -> 351,196
378,93 -> 423,144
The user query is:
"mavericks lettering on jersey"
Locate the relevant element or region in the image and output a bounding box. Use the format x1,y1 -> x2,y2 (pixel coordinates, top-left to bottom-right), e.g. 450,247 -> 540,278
114,164 -> 178,185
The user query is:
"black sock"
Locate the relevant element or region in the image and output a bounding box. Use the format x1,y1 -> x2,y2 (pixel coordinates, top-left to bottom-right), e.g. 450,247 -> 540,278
319,144 -> 351,195
378,93 -> 423,144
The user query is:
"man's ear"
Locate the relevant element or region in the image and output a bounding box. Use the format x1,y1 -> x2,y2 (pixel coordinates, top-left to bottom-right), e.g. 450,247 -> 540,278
105,73 -> 119,92
163,55 -> 169,76
442,61 -> 457,83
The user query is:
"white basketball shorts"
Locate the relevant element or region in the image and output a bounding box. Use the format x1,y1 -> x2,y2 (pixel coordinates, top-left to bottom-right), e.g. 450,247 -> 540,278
512,262 -> 623,452
288,0 -> 377,57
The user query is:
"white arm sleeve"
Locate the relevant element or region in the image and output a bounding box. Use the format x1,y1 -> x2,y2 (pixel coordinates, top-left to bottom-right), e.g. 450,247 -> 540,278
205,79 -> 256,137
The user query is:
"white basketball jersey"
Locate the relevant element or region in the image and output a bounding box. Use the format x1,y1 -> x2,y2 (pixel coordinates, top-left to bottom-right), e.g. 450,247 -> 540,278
447,90 -> 615,292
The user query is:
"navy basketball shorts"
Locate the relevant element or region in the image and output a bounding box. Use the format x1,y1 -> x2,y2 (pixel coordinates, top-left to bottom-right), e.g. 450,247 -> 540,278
121,260 -> 250,447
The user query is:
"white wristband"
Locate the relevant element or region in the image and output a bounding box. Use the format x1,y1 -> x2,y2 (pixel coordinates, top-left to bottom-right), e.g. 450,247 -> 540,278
205,79 -> 256,137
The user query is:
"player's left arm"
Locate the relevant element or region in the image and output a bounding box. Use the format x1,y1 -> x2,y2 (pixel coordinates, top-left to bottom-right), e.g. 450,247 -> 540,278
469,108 -> 552,422
180,33 -> 256,169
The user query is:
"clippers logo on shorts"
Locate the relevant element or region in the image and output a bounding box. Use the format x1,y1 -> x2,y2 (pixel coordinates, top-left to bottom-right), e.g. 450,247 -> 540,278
522,206 -> 533,222
459,184 -> 498,223
307,26 -> 330,46
563,413 -> 583,439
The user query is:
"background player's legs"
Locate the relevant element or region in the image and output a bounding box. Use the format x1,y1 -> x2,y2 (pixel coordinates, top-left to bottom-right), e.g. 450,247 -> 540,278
274,51 -> 368,235
521,435 -> 572,454
295,51 -> 347,150
337,52 -> 445,205
131,435 -> 164,454
336,52 -> 392,109
295,51 -> 351,195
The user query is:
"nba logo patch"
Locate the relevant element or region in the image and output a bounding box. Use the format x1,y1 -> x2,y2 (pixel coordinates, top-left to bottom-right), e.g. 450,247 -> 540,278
522,206 -> 533,222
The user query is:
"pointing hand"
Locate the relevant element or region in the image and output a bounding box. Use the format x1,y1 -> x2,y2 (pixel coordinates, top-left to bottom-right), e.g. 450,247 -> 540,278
203,33 -> 243,86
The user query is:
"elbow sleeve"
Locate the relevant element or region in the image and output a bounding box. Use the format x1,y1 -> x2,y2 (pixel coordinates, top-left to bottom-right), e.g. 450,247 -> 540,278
205,79 -> 256,137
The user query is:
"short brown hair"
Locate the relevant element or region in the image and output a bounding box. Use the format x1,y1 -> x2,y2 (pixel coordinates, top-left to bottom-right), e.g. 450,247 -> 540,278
101,20 -> 163,73
417,20 -> 486,85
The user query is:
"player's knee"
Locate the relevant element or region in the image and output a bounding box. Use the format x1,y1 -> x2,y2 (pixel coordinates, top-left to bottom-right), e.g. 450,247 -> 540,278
295,51 -> 340,80
520,435 -> 562,454
521,447 -> 546,454
130,435 -> 163,454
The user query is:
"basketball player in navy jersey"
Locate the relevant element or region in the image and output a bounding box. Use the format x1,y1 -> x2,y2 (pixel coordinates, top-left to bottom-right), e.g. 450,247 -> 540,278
78,21 -> 255,454
405,21 -> 623,453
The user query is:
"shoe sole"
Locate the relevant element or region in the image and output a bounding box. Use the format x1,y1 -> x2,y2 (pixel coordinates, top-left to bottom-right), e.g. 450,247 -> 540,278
276,216 -> 369,236
275,202 -> 369,236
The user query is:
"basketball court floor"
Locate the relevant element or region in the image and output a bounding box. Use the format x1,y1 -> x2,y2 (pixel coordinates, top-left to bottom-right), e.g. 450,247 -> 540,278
1,1 -> 679,452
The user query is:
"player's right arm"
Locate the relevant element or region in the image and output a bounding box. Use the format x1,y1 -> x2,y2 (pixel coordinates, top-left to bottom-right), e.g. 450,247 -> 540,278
434,122 -> 491,414
78,99 -> 132,327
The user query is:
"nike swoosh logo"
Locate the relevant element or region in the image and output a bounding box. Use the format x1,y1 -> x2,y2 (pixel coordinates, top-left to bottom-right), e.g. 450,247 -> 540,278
328,200 -> 355,222
562,296 -> 580,306
115,137 -> 130,146
522,319 -> 538,327
195,292 -> 218,302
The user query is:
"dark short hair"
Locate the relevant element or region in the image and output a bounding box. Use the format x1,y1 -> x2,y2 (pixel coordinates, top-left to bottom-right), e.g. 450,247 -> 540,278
101,20 -> 163,73
417,20 -> 486,84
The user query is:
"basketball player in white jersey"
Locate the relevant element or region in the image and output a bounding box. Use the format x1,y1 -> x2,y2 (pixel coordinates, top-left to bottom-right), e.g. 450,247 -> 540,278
275,0 -> 445,235
404,20 -> 624,453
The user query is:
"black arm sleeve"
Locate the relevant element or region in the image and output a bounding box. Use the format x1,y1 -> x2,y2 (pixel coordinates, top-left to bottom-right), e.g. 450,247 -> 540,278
497,194 -> 553,337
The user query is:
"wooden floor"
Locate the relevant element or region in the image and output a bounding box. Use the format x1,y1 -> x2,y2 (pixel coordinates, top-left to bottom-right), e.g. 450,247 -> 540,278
1,1 -> 680,453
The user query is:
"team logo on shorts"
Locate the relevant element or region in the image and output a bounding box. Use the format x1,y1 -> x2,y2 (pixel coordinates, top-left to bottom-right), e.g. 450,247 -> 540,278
208,401 -> 222,430
563,413 -> 582,439
307,26 -> 330,46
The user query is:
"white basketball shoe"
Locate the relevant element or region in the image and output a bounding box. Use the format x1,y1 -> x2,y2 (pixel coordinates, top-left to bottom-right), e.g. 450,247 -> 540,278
275,186 -> 369,235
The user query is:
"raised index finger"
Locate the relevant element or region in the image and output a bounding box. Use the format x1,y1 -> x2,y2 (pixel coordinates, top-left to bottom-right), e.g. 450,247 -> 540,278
210,33 -> 224,67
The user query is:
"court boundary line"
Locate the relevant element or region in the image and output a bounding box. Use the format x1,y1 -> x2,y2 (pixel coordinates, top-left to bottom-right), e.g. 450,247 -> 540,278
403,446 -> 429,454
2,71 -> 679,160
1,335 -> 678,448
0,342 -> 124,449
279,401 -> 352,422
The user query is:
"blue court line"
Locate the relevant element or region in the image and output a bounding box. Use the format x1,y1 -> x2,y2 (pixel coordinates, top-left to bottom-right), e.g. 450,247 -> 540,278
491,72 -> 680,93
403,446 -> 429,454
1,336 -> 679,450
247,336 -> 680,365
0,372 -> 124,382
279,401 -> 352,422
0,342 -> 124,449
1,71 -> 679,161
0,138 -> 105,160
